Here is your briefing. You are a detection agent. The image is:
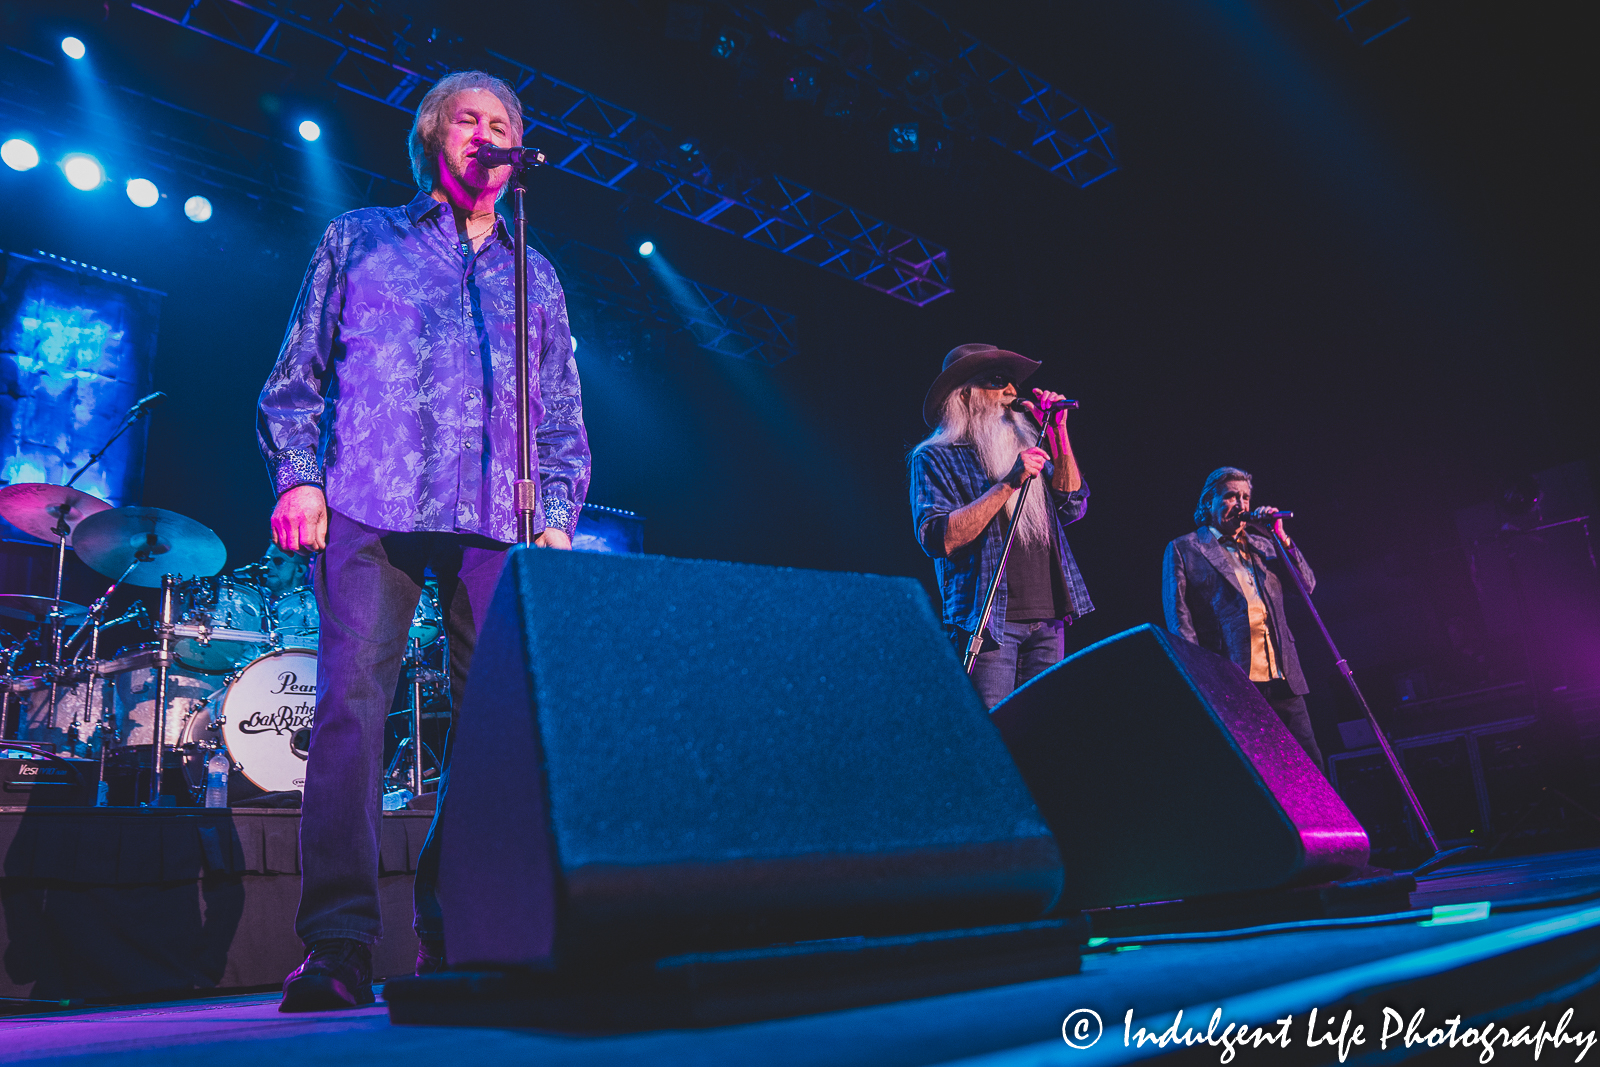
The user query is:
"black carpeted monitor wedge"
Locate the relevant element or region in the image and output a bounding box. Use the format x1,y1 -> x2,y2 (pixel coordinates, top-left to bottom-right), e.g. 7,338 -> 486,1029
991,625 -> 1370,911
436,548 -> 1066,972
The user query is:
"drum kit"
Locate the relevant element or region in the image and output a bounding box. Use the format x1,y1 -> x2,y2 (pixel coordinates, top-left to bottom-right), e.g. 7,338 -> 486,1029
0,482 -> 448,807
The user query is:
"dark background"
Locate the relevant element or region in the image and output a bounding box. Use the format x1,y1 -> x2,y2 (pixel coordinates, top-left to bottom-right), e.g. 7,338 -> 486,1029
0,0 -> 1593,757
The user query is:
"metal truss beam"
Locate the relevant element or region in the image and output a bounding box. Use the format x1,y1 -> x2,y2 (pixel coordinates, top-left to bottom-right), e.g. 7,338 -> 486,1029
722,0 -> 1118,188
130,0 -> 953,305
0,48 -> 796,365
1320,0 -> 1411,45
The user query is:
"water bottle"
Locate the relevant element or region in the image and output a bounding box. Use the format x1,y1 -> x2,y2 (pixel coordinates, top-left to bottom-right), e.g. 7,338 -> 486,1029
204,752 -> 230,808
382,788 -> 415,811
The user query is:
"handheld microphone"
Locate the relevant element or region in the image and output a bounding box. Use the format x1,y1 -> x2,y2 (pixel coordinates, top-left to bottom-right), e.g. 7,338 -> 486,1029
129,391 -> 167,417
473,145 -> 548,169
1008,397 -> 1080,414
1246,507 -> 1294,522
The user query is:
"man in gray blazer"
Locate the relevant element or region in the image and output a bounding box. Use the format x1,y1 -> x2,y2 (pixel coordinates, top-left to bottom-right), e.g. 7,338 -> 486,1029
1163,467 -> 1324,768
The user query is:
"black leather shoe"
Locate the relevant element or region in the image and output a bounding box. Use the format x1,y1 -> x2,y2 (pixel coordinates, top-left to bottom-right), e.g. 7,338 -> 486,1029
415,938 -> 447,976
280,938 -> 375,1012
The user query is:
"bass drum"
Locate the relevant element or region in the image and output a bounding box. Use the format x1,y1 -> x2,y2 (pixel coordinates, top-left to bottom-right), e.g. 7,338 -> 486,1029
182,649 -> 317,795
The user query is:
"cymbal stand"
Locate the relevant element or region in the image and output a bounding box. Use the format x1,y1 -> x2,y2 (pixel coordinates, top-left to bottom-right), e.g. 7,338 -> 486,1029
44,510 -> 72,738
1269,522 -> 1477,876
149,573 -> 176,806
409,636 -> 425,797
61,558 -> 139,762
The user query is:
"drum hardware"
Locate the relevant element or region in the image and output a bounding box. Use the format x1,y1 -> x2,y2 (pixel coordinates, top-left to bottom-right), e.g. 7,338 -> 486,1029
172,575 -> 270,672
408,637 -> 425,796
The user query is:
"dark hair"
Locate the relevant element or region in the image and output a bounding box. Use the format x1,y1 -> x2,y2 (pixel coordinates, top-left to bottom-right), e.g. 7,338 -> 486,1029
1193,466 -> 1252,528
407,71 -> 525,194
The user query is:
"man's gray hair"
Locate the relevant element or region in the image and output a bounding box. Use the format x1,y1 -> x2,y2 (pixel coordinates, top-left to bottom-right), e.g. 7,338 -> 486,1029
1194,466 -> 1252,528
407,71 -> 525,193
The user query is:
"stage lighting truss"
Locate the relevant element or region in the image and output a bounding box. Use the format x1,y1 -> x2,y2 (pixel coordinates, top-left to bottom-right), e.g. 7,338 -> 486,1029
129,0 -> 954,306
1319,0 -> 1411,45
545,232 -> 799,367
720,0 -> 1119,189
0,49 -> 796,365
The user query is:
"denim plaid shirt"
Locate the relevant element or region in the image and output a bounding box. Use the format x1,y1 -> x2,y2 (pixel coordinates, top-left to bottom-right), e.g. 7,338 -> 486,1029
257,192 -> 589,543
910,441 -> 1093,646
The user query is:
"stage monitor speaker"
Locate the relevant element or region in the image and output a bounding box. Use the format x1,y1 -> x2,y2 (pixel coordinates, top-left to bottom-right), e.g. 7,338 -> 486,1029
991,625 -> 1369,911
437,549 -> 1064,970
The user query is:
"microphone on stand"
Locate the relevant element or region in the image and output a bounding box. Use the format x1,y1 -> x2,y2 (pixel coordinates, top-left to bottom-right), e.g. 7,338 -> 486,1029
129,391 -> 168,418
474,145 -> 548,169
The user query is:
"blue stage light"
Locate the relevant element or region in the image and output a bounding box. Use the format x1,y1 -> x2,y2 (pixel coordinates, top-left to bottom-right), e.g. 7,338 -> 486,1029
1,139 -> 39,171
298,120 -> 321,142
61,153 -> 104,191
126,178 -> 159,208
184,195 -> 213,223
638,240 -> 655,257
61,37 -> 86,61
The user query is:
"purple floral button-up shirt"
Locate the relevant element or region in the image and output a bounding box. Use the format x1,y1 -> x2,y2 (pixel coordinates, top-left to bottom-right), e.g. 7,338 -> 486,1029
257,192 -> 589,543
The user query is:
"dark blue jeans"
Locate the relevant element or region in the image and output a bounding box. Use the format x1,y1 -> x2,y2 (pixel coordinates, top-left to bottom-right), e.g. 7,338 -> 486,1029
959,618 -> 1066,711
296,510 -> 506,946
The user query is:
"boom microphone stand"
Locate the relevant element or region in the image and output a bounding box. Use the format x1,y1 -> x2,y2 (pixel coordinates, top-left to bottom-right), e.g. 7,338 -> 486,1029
963,400 -> 1078,674
1267,518 -> 1477,876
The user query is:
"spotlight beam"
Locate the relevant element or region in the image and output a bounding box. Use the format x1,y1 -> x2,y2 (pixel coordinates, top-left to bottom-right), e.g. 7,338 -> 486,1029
550,234 -> 798,366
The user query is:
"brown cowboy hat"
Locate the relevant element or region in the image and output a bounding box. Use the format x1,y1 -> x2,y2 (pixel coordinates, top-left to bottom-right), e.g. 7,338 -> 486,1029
922,343 -> 1041,427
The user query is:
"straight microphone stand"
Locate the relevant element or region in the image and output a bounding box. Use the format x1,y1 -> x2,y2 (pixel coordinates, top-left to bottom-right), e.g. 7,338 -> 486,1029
505,149 -> 549,546
1268,521 -> 1477,877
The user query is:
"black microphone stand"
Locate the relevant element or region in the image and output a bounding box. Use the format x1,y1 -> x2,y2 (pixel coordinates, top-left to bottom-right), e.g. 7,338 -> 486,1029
1267,519 -> 1478,877
963,401 -> 1077,674
65,399 -> 157,489
504,149 -> 549,546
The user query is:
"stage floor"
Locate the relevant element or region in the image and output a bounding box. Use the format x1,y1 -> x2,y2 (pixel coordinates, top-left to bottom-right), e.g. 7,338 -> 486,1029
7,848 -> 1600,1067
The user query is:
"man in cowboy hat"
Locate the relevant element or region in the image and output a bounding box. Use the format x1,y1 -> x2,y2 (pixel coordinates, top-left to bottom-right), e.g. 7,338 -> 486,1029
909,343 -> 1093,710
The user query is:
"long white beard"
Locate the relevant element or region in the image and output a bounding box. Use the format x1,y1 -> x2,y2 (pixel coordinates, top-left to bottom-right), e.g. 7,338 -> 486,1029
967,401 -> 1054,549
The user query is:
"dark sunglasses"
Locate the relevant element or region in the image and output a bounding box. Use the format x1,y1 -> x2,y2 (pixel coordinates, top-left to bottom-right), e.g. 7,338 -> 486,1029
969,374 -> 1014,390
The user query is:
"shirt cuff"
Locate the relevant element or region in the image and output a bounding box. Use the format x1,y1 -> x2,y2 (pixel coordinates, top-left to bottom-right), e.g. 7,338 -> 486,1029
543,496 -> 581,536
270,448 -> 325,497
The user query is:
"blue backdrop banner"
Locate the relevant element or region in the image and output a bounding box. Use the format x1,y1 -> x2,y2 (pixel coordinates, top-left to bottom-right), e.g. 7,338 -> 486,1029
0,251 -> 162,539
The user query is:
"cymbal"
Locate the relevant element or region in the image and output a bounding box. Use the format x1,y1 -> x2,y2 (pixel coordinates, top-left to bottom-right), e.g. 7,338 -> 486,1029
0,594 -> 89,626
0,483 -> 112,545
71,507 -> 226,587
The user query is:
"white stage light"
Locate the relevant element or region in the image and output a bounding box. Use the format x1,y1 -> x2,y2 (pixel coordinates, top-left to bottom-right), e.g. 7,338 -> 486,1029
61,37 -> 86,61
184,195 -> 214,222
1,139 -> 39,171
62,153 -> 104,191
298,120 -> 321,142
638,240 -> 655,257
126,178 -> 159,208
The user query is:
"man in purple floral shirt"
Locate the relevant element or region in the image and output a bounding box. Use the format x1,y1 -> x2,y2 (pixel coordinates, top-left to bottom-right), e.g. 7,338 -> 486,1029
258,71 -> 589,1011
